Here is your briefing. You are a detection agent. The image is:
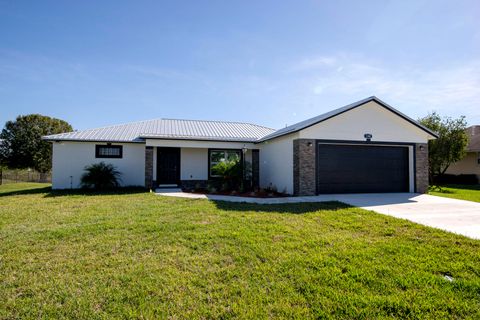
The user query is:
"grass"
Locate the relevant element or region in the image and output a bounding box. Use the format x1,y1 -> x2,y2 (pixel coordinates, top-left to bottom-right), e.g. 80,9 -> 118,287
1,183 -> 479,319
429,184 -> 480,203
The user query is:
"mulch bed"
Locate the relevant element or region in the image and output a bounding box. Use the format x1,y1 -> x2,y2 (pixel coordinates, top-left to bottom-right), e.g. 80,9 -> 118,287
184,189 -> 289,198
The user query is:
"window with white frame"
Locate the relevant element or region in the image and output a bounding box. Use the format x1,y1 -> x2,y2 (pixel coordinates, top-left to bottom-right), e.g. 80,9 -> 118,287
209,149 -> 241,177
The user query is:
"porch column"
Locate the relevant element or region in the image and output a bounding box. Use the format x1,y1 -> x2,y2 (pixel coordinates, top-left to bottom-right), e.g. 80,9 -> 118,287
252,149 -> 260,188
145,146 -> 154,189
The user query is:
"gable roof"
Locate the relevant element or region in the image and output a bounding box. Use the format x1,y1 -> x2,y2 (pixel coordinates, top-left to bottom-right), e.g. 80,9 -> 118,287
466,125 -> 480,152
43,118 -> 275,143
257,96 -> 438,142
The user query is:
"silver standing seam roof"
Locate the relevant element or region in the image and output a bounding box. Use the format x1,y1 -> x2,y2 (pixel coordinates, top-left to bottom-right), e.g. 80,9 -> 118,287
42,118 -> 276,143
42,96 -> 438,143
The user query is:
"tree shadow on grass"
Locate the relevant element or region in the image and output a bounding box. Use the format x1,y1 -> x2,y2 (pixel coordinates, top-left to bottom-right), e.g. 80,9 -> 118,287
44,187 -> 148,198
442,184 -> 480,191
0,185 -> 148,198
0,186 -> 53,197
212,200 -> 352,214
430,184 -> 480,193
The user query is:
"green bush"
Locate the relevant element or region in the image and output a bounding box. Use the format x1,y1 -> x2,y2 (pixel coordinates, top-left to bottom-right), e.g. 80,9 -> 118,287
80,162 -> 121,190
211,160 -> 243,190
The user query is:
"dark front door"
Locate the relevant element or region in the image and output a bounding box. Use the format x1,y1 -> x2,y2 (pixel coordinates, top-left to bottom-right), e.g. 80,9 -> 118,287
316,144 -> 409,194
157,147 -> 180,185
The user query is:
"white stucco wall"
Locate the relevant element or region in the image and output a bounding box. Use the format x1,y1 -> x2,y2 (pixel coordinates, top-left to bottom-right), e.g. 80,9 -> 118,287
180,148 -> 208,180
51,141 -> 145,189
258,133 -> 298,194
299,101 -> 433,143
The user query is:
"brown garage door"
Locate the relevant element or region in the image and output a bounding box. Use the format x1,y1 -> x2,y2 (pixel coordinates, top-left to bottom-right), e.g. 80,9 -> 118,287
316,144 -> 409,194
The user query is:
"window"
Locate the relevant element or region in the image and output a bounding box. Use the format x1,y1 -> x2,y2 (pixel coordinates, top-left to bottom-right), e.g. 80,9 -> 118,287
478,152 -> 480,165
209,149 -> 241,177
95,145 -> 123,158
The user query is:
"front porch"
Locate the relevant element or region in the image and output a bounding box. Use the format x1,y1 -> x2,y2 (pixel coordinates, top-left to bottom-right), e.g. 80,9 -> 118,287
143,140 -> 260,190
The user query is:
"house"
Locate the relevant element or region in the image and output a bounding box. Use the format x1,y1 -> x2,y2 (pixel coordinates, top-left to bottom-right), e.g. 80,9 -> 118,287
43,96 -> 437,195
445,125 -> 480,180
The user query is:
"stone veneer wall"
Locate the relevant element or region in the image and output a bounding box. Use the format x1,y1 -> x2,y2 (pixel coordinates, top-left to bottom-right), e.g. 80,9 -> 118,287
415,143 -> 429,193
293,139 -> 316,196
145,146 -> 154,189
252,149 -> 260,189
180,180 -> 208,190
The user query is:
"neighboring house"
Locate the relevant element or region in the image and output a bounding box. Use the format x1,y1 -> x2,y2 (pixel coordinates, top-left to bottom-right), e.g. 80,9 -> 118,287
43,96 -> 437,195
445,125 -> 480,180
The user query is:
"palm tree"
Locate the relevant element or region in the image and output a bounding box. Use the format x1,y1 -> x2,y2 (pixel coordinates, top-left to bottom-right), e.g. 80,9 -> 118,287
80,162 -> 122,189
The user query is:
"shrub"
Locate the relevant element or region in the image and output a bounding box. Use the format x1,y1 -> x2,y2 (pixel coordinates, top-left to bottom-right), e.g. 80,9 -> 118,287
211,160 -> 243,191
80,162 -> 122,190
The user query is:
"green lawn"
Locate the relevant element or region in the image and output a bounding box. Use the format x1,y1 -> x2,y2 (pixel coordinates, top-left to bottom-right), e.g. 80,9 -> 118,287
1,183 -> 479,319
429,184 -> 480,203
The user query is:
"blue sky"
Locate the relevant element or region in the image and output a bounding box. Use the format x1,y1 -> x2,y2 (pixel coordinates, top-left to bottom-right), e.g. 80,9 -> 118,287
1,0 -> 479,131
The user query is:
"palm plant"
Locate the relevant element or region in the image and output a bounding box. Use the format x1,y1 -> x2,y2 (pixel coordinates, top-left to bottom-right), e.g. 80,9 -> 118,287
80,162 -> 121,189
211,160 -> 243,191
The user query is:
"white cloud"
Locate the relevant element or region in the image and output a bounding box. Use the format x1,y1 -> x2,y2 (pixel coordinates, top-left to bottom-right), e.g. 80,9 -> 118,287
288,54 -> 480,123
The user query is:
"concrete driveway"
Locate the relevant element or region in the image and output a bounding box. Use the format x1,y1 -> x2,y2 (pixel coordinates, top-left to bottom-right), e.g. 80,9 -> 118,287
325,193 -> 480,240
156,189 -> 480,240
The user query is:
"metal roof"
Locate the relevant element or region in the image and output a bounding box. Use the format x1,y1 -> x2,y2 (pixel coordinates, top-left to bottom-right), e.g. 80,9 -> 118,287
43,97 -> 438,144
257,96 -> 439,142
42,118 -> 276,143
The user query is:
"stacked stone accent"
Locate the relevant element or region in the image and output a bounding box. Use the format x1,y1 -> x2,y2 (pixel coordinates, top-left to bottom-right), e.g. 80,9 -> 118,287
415,143 -> 429,193
145,147 -> 154,189
252,149 -> 260,189
180,180 -> 208,190
293,139 -> 316,196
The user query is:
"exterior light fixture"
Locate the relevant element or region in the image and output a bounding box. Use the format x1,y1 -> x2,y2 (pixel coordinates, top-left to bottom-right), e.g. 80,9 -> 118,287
307,142 -> 313,147
419,145 -> 425,151
364,133 -> 372,142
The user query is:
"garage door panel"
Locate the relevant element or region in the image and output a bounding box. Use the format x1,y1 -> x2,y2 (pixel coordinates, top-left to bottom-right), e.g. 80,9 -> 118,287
316,144 -> 409,194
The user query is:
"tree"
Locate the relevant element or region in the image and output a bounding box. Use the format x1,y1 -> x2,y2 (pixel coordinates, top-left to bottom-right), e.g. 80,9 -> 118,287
0,114 -> 72,177
418,112 -> 468,182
